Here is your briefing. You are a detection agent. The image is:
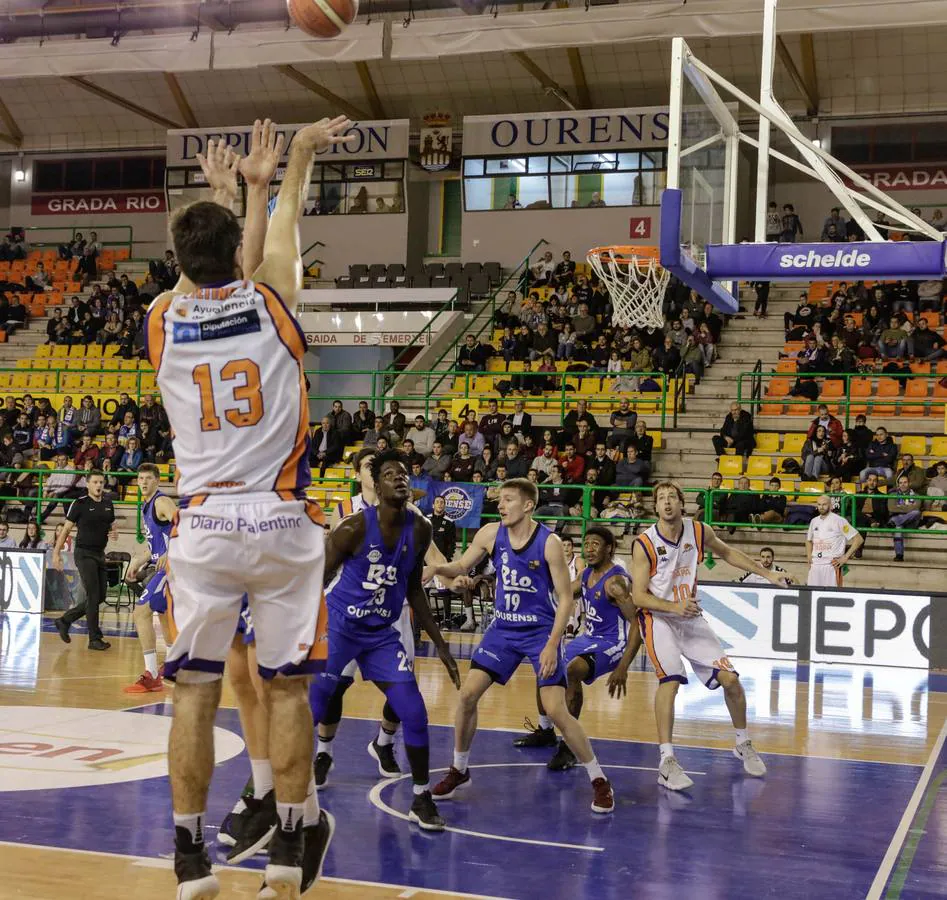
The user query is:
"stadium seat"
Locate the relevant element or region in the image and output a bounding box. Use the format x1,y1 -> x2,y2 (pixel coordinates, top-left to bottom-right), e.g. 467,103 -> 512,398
746,456 -> 772,477
783,433 -> 806,455
755,433 -> 780,453
482,262 -> 502,284
930,436 -> 947,458
900,436 -> 927,457
35,344 -> 51,358
766,377 -> 790,397
872,378 -> 900,417
718,456 -> 743,476
902,378 -> 930,416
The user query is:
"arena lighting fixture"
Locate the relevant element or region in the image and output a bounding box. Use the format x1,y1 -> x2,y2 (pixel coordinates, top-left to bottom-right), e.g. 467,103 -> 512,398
811,138 -> 822,148
14,154 -> 25,182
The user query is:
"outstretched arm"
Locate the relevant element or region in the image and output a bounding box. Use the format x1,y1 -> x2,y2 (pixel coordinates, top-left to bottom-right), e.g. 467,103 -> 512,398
704,523 -> 790,585
433,522 -> 497,582
252,116 -> 353,311
408,518 -> 460,688
239,118 -> 285,277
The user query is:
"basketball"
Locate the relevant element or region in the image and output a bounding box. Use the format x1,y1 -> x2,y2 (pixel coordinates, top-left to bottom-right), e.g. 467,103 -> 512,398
287,0 -> 358,38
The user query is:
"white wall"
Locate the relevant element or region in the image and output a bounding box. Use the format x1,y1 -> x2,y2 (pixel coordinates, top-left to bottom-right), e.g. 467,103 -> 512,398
461,206 -> 660,269
301,211 -> 409,280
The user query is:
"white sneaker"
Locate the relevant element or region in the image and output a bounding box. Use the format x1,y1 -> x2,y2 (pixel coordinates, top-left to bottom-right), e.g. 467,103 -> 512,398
657,755 -> 694,791
734,740 -> 767,777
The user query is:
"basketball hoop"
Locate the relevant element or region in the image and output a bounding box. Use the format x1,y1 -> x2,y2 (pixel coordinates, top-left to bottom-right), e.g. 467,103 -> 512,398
587,245 -> 669,330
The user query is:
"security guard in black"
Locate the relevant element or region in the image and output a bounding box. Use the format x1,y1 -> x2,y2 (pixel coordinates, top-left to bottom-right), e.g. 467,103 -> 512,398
54,472 -> 117,651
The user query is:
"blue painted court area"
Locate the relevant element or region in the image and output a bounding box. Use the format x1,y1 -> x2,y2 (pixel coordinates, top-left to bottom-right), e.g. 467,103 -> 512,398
0,702 -> 932,900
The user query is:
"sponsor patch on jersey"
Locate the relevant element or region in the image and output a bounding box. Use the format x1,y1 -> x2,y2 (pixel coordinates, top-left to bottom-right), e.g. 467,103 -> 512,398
657,546 -> 667,555
528,559 -> 540,569
172,309 -> 262,343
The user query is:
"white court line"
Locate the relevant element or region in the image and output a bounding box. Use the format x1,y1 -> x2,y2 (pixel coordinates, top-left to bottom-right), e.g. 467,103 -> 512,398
0,840 -> 515,900
368,761 -> 705,852
865,715 -> 947,900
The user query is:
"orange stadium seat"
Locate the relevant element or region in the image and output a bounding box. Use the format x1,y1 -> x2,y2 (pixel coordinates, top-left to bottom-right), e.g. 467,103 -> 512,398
848,377 -> 872,416
901,378 -> 930,416
872,378 -> 900,417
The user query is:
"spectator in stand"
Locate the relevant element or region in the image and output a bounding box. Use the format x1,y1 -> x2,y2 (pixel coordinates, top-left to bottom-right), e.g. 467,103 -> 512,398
138,394 -> 169,435
807,404 -> 844,448
556,322 -> 578,360
896,453 -> 927,494
785,293 -> 816,340
553,251 -> 576,290
74,396 -> 101,440
495,420 -> 517,456
311,416 -> 343,476
430,496 -> 456,561
47,308 -> 66,344
827,334 -> 857,373
353,400 -> 375,439
877,317 -> 909,359
822,223 -> 844,242
410,415 -> 436,458
12,413 -> 32,455
117,412 -> 138,447
118,274 -> 139,303
473,445 -> 497,481
109,393 -> 139,434
363,417 -> 390,451
5,296 -> 27,335
100,433 -> 123,470
528,323 -> 558,361
753,281 -> 771,318
888,474 -> 921,562
562,399 -> 598,436
572,303 -> 596,340
712,401 -> 756,460
423,441 -> 452,481
442,420 -> 461,453
458,420 -> 485,458
0,432 -> 15,469
757,477 -> 787,524
138,273 -> 161,301
720,475 -> 760,530
652,334 -> 681,374
616,444 -> 650,488
531,443 -> 559,481
0,522 -> 16,549
139,420 -> 172,463
699,302 -> 724,343
557,441 -> 585,483
503,439 -> 530,480
765,201 -> 781,241
855,471 -> 887,551
573,419 -> 596,460
378,400 -> 404,442
860,426 -> 898,483
78,232 -> 102,280
478,399 -> 505,449
780,203 -> 804,241
457,333 -> 489,373
803,425 -> 834,479
408,462 -> 433,515
607,398 -> 637,450
118,436 -> 144,476
25,261 -> 52,293
630,419 -> 654,463
449,442 -> 476,482
529,250 -> 555,286
834,430 -> 865,481
506,399 -> 532,438
628,336 -> 652,373
851,414 -> 872,452
98,314 -> 122,346
40,452 -> 82,519
821,208 -> 846,241
926,460 -> 947,508
681,334 -> 705,381
400,438 -> 423,471
588,192 -> 606,208
696,471 -> 724,521
666,317 -> 687,349
0,396 -> 16,430
909,318 -> 945,361
328,400 -> 353,441
589,443 -> 616,485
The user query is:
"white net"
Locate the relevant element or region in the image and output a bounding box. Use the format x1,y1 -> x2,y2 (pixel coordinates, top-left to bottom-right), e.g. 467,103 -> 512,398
587,246 -> 669,330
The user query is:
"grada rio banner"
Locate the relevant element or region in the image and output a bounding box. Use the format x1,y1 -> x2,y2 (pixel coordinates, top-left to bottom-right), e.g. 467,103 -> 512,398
31,191 -> 167,216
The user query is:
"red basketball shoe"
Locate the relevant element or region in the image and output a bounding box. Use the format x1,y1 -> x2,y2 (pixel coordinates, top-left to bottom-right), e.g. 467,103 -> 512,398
123,671 -> 165,693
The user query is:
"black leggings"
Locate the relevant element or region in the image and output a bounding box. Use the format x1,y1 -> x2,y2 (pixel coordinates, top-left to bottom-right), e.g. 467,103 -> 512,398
62,549 -> 108,643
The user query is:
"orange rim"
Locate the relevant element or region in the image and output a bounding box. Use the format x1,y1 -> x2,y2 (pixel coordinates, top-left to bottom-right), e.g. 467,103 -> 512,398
588,245 -> 661,265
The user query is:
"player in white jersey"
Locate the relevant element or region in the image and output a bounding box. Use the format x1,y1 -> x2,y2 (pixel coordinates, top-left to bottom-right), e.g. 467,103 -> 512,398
739,547 -> 793,585
150,115 -> 353,900
632,482 -> 789,792
806,494 -> 863,586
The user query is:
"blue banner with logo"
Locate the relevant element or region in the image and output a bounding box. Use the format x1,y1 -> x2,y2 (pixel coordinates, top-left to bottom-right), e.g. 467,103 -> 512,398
706,240 -> 946,281
433,483 -> 485,529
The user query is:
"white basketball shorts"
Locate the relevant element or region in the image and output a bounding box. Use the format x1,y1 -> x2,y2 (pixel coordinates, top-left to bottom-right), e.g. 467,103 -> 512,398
807,562 -> 843,587
164,492 -> 327,683
638,610 -> 737,689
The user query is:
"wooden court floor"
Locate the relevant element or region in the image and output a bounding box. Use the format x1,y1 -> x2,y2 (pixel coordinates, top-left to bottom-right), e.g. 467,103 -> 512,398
0,611 -> 944,899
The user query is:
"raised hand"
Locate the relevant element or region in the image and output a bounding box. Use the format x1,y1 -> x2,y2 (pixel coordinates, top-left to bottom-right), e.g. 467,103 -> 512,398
292,115 -> 355,154
240,118 -> 285,188
196,139 -> 241,206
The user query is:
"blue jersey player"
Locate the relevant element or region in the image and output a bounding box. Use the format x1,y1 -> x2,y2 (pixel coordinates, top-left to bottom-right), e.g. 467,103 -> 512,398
431,478 -> 615,814
309,449 -> 460,831
546,526 -> 642,771
123,463 -> 175,694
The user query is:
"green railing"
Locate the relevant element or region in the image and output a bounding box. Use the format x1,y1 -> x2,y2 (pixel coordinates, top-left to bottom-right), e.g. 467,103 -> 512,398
384,290 -> 462,381
737,370 -> 947,426
20,225 -> 134,259
301,240 -> 325,274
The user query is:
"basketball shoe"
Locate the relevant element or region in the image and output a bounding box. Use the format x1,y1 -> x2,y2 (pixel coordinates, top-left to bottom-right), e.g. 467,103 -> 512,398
431,766 -> 471,799
658,756 -> 694,792
547,739 -> 577,771
175,830 -> 219,900
408,791 -> 446,831
512,717 -> 556,748
367,738 -> 401,777
226,790 -> 277,864
301,810 -> 336,892
591,777 -> 614,814
217,777 -> 254,848
314,752 -> 334,789
123,671 -> 165,693
257,825 -> 303,900
734,740 -> 767,777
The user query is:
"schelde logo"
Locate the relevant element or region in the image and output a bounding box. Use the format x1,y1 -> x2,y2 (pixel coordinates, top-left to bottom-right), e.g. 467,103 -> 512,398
0,706 -> 244,793
441,487 -> 473,523
779,248 -> 873,269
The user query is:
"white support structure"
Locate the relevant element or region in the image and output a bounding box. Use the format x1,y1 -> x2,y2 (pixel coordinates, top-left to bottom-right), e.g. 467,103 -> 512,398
754,0 -> 778,242
665,38 -> 686,192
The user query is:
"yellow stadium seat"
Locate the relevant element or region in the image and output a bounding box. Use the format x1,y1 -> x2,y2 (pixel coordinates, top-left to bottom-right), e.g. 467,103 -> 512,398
33,374 -> 55,390
0,374 -> 11,390
651,432 -> 663,449
31,359 -> 50,371
51,344 -> 68,358
64,359 -> 84,371
103,345 -> 120,358
86,344 -> 103,358
10,373 -> 28,390
141,375 -> 158,393
68,345 -> 86,359
755,433 -> 780,453
783,433 -> 806,455
117,375 -> 138,391
15,359 -> 31,370
718,456 -> 743,476
800,481 -> 823,493
100,375 -> 119,390
749,480 -> 766,493
720,479 -> 735,490
118,359 -> 139,371
746,456 -> 772,478
35,344 -> 51,358
930,436 -> 947,458
900,436 -> 927,457
62,374 -> 84,391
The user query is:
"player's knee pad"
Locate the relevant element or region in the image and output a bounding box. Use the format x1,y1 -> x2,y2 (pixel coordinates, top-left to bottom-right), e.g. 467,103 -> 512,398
320,677 -> 354,726
383,681 -> 428,747
381,700 -> 401,726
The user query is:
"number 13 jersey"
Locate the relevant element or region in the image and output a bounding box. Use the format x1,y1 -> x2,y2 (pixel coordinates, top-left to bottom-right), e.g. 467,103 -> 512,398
636,518 -> 706,619
145,280 -> 310,498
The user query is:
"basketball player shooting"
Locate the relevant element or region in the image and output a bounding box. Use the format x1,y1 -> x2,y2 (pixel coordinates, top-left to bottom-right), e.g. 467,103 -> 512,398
633,482 -> 788,792
308,449 -> 461,831
431,478 -> 616,814
148,114 -> 354,900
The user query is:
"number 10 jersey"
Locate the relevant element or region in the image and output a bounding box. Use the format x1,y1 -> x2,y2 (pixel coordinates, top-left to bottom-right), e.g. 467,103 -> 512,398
636,518 -> 706,619
145,279 -> 310,499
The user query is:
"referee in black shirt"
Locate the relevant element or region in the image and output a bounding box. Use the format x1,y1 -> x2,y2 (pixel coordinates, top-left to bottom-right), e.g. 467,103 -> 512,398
53,470 -> 118,651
